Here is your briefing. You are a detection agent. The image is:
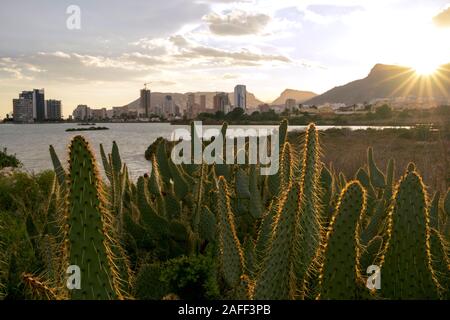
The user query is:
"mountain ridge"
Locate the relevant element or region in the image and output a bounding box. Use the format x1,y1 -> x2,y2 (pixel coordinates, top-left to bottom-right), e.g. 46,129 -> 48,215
271,89 -> 318,105
305,63 -> 450,105
123,63 -> 450,111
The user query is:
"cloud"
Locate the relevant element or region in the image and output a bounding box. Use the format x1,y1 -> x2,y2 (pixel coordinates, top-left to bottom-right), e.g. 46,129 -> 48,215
0,37 -> 295,84
0,57 -> 40,80
132,34 -> 293,67
151,80 -> 177,86
0,0 -> 210,55
222,73 -> 240,79
306,5 -> 364,16
0,52 -> 157,83
121,52 -> 170,66
433,6 -> 450,27
203,10 -> 271,35
180,46 -> 290,64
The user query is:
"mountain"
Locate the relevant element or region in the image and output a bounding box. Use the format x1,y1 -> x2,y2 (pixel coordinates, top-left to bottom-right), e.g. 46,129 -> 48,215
125,91 -> 264,111
306,63 -> 450,106
271,89 -> 318,105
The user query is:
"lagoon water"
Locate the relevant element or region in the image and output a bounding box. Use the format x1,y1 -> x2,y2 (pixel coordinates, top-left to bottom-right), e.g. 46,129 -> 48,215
0,123 -> 405,179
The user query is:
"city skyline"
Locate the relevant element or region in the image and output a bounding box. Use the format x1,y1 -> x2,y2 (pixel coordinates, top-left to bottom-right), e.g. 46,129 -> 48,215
1,0 -> 450,118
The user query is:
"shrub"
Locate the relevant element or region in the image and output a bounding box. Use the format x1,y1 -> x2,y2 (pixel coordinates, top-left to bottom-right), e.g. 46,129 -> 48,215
160,251 -> 220,300
0,148 -> 21,169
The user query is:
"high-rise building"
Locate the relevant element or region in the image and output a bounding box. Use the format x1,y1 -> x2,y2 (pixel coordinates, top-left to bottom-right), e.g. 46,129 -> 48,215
187,93 -> 195,107
175,105 -> 181,117
200,95 -> 206,111
91,108 -> 107,120
13,89 -> 61,122
13,93 -> 33,123
140,88 -> 151,118
213,92 -> 231,113
19,91 -> 33,101
164,95 -> 174,116
113,106 -> 128,119
33,89 -> 46,121
46,100 -> 62,120
186,93 -> 196,118
73,105 -> 91,121
234,85 -> 247,111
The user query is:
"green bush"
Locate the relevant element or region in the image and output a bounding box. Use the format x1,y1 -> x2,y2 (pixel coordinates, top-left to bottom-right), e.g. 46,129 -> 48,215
0,171 -> 55,214
0,148 -> 21,169
134,263 -> 169,300
0,211 -> 37,299
161,251 -> 220,300
375,104 -> 393,119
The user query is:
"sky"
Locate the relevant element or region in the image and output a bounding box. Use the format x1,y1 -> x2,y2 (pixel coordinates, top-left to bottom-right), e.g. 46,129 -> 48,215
0,0 -> 450,118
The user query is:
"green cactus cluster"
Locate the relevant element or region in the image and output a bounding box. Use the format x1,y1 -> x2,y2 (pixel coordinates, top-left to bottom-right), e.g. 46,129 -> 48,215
317,181 -> 367,300
379,164 -> 441,299
2,119 -> 448,301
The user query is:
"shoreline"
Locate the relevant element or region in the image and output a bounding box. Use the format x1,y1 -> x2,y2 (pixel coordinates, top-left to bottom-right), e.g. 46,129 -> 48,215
0,120 -> 437,127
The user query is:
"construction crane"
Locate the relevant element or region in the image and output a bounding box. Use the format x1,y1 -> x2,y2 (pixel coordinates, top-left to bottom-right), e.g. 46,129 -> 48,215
144,82 -> 151,90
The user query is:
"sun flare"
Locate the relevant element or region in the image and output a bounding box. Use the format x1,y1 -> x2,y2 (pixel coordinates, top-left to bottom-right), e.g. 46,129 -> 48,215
412,61 -> 440,76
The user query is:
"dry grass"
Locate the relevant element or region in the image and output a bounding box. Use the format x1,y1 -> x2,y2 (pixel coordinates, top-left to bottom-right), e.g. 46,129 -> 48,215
289,129 -> 450,194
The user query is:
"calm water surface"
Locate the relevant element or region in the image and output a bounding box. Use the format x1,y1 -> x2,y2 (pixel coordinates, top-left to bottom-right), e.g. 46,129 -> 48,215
0,123 -> 407,179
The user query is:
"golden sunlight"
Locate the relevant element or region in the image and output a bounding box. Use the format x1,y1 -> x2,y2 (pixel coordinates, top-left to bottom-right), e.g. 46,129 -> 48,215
412,60 -> 440,76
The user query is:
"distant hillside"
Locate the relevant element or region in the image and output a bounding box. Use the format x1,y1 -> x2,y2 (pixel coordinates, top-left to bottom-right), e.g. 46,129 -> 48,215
271,89 -> 317,105
125,91 -> 264,111
306,63 -> 450,105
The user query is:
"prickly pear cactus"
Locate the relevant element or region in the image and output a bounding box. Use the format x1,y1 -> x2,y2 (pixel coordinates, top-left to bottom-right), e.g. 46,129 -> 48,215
49,145 -> 66,187
383,158 -> 395,201
444,189 -> 450,241
216,177 -> 246,289
254,200 -> 277,264
198,206 -> 216,243
367,147 -> 385,189
317,181 -> 367,300
319,164 -> 334,228
429,228 -> 449,298
296,123 -> 323,294
249,165 -> 263,219
429,192 -> 440,230
279,142 -> 294,188
380,163 -> 440,299
67,136 -> 127,300
253,183 -> 301,300
361,236 -> 383,271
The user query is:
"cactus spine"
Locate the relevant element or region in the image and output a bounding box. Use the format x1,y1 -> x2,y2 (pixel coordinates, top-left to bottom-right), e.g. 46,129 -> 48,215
317,181 -> 367,300
249,165 -> 263,219
49,145 -> 66,187
429,228 -> 449,298
367,147 -> 385,189
296,123 -> 323,295
67,136 -> 127,299
216,177 -> 246,289
253,182 -> 301,300
379,163 -> 440,299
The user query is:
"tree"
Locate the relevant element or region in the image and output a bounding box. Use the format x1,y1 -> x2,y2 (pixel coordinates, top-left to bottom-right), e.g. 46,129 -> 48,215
375,104 -> 392,119
0,148 -> 21,169
214,111 -> 225,120
225,107 -> 245,121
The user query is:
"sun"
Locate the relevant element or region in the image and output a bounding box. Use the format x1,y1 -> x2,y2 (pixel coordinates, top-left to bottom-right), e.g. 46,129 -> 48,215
412,61 -> 440,76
